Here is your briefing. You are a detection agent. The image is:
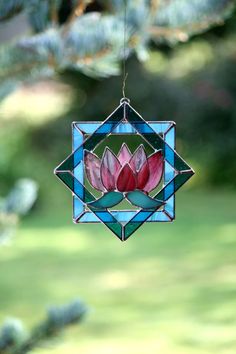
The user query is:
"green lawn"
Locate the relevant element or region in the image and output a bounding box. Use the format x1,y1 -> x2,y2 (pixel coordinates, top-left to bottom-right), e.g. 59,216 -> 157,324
0,190 -> 236,354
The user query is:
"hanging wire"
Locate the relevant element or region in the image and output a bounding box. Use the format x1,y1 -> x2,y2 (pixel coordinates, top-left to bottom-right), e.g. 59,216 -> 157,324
122,0 -> 128,98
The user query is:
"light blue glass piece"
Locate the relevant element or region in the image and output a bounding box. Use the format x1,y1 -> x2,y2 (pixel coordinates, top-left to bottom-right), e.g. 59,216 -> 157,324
76,122 -> 172,135
73,196 -> 84,220
165,196 -> 174,218
76,123 -> 99,134
78,210 -> 172,223
74,162 -> 84,183
79,212 -> 100,222
147,212 -> 171,222
73,124 -> 84,148
164,126 -> 175,167
150,123 -> 172,133
73,125 -> 84,169
165,126 -> 175,150
73,125 -> 86,218
114,122 -> 136,134
164,161 -> 175,184
163,126 -> 175,217
111,211 -> 137,222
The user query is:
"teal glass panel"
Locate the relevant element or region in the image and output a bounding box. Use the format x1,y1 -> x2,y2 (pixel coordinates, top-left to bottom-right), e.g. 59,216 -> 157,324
174,152 -> 192,171
83,133 -> 107,151
57,154 -> 74,172
57,172 -> 74,190
174,171 -> 194,191
124,222 -> 143,240
126,191 -> 164,209
106,223 -> 123,240
88,192 -> 124,209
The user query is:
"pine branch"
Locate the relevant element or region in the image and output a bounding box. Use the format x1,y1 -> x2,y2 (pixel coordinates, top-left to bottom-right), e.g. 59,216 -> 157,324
0,300 -> 88,354
0,13 -> 128,84
65,0 -> 93,27
0,0 -> 25,21
63,13 -> 126,75
49,0 -> 60,24
0,30 -> 61,84
0,0 -> 235,99
150,0 -> 160,16
151,0 -> 236,42
0,1 -> 63,30
0,179 -> 38,244
3,179 -> 38,216
26,0 -> 63,32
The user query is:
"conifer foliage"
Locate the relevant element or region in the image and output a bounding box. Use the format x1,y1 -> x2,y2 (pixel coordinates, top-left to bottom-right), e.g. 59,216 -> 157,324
0,0 -> 235,100
0,299 -> 87,354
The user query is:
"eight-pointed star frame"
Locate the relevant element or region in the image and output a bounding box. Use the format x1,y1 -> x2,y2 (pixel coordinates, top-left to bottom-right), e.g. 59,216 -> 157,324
54,100 -> 194,241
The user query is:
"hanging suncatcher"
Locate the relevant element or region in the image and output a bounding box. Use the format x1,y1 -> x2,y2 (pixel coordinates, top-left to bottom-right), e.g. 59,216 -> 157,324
54,97 -> 194,241
54,2 -> 194,241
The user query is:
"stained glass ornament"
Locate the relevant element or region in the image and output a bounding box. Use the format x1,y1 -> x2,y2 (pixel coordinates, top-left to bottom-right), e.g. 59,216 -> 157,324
54,98 -> 195,241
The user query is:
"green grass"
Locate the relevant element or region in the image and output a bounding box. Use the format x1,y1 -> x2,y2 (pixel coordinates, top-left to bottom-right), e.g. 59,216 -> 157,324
0,190 -> 236,354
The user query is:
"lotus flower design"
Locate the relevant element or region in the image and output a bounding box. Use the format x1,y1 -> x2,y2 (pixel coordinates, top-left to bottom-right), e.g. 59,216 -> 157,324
84,144 -> 165,209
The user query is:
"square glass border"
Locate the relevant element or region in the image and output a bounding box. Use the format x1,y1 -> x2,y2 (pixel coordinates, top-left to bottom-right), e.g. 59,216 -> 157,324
73,121 -> 175,223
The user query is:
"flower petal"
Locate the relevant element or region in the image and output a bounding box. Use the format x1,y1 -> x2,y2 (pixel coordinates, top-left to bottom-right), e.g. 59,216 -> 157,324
129,144 -> 147,172
137,161 -> 150,190
84,150 -> 106,191
116,163 -> 137,192
101,147 -> 121,191
144,150 -> 164,193
117,143 -> 132,166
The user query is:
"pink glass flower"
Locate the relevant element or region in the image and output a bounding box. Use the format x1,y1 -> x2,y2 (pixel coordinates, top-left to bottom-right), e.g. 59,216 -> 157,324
84,144 -> 164,194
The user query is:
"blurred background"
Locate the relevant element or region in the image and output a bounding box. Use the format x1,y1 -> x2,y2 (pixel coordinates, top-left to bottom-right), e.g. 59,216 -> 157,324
0,1 -> 236,353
